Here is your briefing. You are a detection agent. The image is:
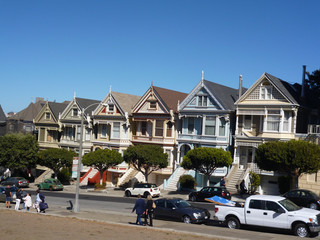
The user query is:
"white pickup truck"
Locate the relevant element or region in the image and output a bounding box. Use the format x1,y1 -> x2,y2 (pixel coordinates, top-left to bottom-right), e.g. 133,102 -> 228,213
214,195 -> 320,238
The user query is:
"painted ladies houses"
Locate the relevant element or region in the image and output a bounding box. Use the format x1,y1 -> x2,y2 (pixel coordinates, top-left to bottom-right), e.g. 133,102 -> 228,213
174,78 -> 241,190
230,73 -> 301,194
89,90 -> 140,186
34,101 -> 69,150
129,85 -> 188,187
59,97 -> 100,155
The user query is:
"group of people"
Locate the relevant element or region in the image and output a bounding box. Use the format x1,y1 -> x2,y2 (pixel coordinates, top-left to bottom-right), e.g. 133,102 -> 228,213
4,185 -> 48,213
132,194 -> 155,226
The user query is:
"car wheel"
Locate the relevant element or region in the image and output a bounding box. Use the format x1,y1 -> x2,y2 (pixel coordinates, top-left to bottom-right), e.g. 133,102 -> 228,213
143,192 -> 150,198
226,216 -> 240,229
190,195 -> 196,202
49,186 -> 53,191
294,223 -> 309,238
125,191 -> 131,197
183,215 -> 191,224
309,203 -> 317,210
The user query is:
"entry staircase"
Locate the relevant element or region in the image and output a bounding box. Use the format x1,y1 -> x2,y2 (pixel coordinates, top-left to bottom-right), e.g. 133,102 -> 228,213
163,166 -> 188,191
80,167 -> 98,186
117,167 -> 139,187
226,166 -> 245,194
34,166 -> 53,184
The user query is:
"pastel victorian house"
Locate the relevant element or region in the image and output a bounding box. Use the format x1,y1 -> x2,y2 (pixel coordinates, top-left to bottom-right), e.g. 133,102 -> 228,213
59,97 -> 100,155
128,85 -> 188,187
176,78 -> 240,189
34,101 -> 69,150
89,90 -> 140,186
231,73 -> 301,194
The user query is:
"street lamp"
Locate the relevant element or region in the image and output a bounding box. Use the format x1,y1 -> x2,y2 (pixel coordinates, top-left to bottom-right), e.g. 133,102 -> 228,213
74,102 -> 101,213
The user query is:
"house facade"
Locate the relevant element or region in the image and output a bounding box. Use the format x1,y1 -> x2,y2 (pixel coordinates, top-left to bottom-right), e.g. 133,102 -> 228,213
34,101 -> 69,150
177,79 -> 240,189
130,85 -> 188,186
231,73 -> 301,194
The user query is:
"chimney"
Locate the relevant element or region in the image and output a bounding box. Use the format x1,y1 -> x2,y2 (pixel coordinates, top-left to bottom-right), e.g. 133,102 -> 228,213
238,75 -> 243,99
301,65 -> 306,97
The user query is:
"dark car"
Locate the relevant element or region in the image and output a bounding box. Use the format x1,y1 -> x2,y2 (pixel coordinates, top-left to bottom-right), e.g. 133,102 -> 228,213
283,189 -> 320,210
153,198 -> 210,224
1,177 -> 29,188
188,186 -> 231,202
0,186 -> 19,202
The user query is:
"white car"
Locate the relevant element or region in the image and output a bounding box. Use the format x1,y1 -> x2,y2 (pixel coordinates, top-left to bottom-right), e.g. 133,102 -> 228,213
125,183 -> 161,198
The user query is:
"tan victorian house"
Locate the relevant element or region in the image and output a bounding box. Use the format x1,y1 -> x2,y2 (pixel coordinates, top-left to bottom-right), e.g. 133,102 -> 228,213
129,85 -> 188,186
34,101 -> 69,150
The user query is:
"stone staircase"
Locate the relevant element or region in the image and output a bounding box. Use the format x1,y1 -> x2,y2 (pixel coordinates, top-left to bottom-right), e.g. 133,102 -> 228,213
117,167 -> 139,187
226,167 -> 245,194
80,168 -> 98,186
164,167 -> 188,191
34,166 -> 54,184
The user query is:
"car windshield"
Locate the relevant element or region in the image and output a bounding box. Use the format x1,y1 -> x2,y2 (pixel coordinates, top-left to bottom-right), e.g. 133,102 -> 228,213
172,199 -> 191,209
52,179 -> 61,184
279,198 -> 301,211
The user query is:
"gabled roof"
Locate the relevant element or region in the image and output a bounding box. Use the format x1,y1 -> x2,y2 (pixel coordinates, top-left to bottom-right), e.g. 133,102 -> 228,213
9,100 -> 46,122
108,91 -> 140,114
48,101 -> 69,120
75,97 -> 101,116
0,105 -> 6,123
236,72 -> 301,106
152,86 -> 188,112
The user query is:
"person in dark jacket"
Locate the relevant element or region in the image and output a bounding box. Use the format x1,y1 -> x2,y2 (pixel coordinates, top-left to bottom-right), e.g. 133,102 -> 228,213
5,185 -> 12,208
15,188 -> 22,210
132,194 -> 145,225
145,194 -> 154,226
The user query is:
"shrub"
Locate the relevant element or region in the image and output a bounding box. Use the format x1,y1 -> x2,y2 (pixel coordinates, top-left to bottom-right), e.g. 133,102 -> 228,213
278,176 -> 291,194
179,175 -> 196,189
57,167 -> 72,184
249,171 -> 260,194
94,182 -> 106,190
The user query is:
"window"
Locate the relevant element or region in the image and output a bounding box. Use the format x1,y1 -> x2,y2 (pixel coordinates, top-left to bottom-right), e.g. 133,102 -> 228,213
283,111 -> 290,132
265,201 -> 281,211
260,85 -> 272,99
65,127 -> 74,140
155,120 -> 164,137
188,118 -> 194,134
198,96 -> 208,106
166,149 -> 171,166
73,108 -> 78,117
108,104 -> 114,112
266,110 -> 280,131
244,115 -> 252,130
166,122 -> 173,137
101,124 -> 108,138
85,128 -> 90,141
150,101 -> 156,109
219,117 -> 226,136
249,200 -> 263,209
77,126 -> 81,141
45,112 -> 50,119
205,116 -> 216,135
141,121 -> 147,136
113,122 -> 120,138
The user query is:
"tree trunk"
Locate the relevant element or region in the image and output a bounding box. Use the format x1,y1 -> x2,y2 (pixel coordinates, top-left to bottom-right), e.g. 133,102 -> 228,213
290,171 -> 299,190
144,172 -> 148,183
99,170 -> 103,185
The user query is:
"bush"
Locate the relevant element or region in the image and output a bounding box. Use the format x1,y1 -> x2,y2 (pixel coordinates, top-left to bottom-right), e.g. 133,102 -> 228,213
179,175 -> 196,189
57,167 -> 72,185
278,176 -> 291,194
249,171 -> 260,194
94,182 -> 106,190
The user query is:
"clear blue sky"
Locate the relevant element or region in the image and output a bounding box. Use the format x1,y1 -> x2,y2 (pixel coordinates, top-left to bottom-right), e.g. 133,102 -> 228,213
1,0 -> 319,113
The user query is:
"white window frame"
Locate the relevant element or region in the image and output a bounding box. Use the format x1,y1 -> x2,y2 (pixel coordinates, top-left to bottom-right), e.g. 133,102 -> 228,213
243,115 -> 252,130
266,110 -> 281,132
219,117 -> 226,136
205,116 -> 216,136
112,122 -> 120,139
260,86 -> 272,100
101,124 -> 108,138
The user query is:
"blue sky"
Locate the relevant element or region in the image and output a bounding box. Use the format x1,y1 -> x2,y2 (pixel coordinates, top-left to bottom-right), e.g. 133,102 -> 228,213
1,0 -> 319,113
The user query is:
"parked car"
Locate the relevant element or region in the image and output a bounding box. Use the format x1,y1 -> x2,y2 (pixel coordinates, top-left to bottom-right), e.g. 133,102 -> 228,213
153,198 -> 210,224
214,195 -> 320,238
283,189 -> 320,210
37,178 -> 63,191
1,177 -> 29,188
188,186 -> 231,202
125,183 -> 160,198
0,186 -> 18,202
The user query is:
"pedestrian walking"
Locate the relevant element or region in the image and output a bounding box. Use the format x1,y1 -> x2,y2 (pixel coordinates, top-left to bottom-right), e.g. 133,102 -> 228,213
15,188 -> 22,210
145,194 -> 155,226
35,189 -> 42,213
20,188 -> 27,210
132,194 -> 145,225
23,193 -> 32,211
220,176 -> 226,187
5,185 -> 12,208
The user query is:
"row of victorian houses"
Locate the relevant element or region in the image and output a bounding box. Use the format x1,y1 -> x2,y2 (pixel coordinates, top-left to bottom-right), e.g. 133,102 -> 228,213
2,68 -> 320,194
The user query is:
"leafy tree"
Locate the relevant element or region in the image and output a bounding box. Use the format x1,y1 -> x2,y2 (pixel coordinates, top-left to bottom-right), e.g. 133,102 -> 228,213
306,69 -> 320,108
123,145 -> 168,183
38,148 -> 77,179
82,148 -> 122,185
181,147 -> 233,186
249,171 -> 260,194
0,133 -> 39,174
255,140 -> 320,190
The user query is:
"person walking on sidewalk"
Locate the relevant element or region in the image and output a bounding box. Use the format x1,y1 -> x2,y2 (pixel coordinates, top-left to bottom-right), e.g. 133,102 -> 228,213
145,194 -> 155,226
5,185 -> 12,208
132,194 -> 145,226
15,188 -> 22,210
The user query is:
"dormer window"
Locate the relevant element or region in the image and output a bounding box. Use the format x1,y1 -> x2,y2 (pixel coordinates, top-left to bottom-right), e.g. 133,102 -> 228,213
45,112 -> 50,119
108,104 -> 114,112
260,83 -> 272,100
73,108 -> 78,116
198,96 -> 208,106
150,101 -> 156,109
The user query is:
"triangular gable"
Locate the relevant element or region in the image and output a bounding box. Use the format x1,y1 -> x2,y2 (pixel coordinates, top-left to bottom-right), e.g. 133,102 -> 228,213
93,92 -> 124,116
60,98 -> 81,120
179,80 -> 225,111
236,73 -> 299,105
34,101 -> 59,124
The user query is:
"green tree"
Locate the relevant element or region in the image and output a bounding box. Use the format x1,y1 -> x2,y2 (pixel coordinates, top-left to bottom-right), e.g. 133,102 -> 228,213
0,133 -> 39,174
38,148 -> 77,179
82,148 -> 122,185
306,69 -> 320,108
255,140 -> 320,190
181,147 -> 233,186
123,145 -> 168,183
249,171 -> 260,194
